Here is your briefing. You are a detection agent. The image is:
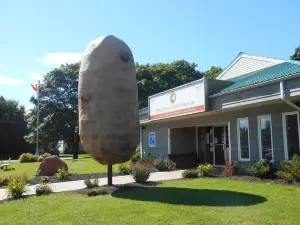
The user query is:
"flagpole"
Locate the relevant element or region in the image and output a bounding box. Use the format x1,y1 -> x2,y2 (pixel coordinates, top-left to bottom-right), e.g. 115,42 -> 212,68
35,80 -> 40,156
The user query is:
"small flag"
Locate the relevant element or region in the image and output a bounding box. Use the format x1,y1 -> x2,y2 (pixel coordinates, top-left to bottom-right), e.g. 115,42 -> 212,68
31,84 -> 38,92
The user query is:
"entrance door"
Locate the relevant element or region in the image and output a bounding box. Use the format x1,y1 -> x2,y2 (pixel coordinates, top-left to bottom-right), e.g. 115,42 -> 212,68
214,126 -> 227,165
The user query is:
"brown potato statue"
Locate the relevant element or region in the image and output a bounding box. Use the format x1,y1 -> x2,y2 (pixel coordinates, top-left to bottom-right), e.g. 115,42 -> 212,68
78,35 -> 139,165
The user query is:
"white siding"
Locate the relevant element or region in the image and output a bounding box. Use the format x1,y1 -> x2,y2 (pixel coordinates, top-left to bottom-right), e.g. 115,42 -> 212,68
218,54 -> 284,80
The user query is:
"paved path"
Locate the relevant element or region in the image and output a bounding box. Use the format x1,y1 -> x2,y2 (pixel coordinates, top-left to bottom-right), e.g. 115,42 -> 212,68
0,170 -> 184,200
1,157 -> 73,163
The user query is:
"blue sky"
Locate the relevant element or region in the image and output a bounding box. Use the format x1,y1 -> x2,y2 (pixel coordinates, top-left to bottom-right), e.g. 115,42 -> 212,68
0,0 -> 299,110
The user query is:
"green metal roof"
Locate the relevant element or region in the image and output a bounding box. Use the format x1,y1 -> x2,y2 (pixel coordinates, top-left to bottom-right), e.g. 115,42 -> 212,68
139,107 -> 148,114
215,61 -> 300,94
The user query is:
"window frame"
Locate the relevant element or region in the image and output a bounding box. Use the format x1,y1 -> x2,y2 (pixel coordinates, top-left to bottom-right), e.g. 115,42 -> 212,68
237,117 -> 251,161
257,115 -> 274,162
282,111 -> 300,160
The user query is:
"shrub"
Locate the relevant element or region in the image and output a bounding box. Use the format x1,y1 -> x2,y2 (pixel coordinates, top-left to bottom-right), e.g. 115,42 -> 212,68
118,161 -> 132,175
182,169 -> 198,178
45,149 -> 60,156
131,146 -> 141,162
41,176 -> 50,184
36,184 -> 53,196
197,164 -> 215,177
131,165 -> 151,183
7,176 -> 27,199
152,158 -> 176,171
84,178 -> 99,188
87,187 -> 109,196
139,154 -> 156,163
276,154 -> 300,182
37,153 -> 52,162
55,168 -> 69,180
221,161 -> 237,177
247,160 -> 270,178
19,153 -> 37,163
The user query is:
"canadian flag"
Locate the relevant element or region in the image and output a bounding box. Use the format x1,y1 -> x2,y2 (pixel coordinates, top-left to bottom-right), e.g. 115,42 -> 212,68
31,84 -> 38,92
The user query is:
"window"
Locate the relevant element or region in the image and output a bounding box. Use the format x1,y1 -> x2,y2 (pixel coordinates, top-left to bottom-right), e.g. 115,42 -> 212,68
237,118 -> 250,161
258,115 -> 273,161
283,112 -> 300,160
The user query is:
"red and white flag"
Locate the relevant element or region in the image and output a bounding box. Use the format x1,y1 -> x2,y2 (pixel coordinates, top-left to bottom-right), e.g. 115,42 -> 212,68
31,84 -> 38,92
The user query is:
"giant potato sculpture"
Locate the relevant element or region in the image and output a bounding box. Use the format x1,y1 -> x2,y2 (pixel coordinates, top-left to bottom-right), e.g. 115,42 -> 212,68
78,35 -> 139,165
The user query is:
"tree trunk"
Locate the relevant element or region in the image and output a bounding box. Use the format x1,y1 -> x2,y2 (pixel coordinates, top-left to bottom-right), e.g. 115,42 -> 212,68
72,134 -> 80,159
107,165 -> 113,186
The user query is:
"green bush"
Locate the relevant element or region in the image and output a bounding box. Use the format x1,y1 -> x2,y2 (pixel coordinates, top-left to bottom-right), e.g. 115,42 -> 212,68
87,187 -> 109,196
247,160 -> 270,178
276,154 -> 300,182
118,161 -> 132,175
37,153 -> 52,162
7,176 -> 27,199
197,164 -> 215,177
41,176 -> 50,184
55,168 -> 69,180
84,178 -> 99,188
36,184 -> 53,196
131,146 -> 141,162
19,153 -> 37,163
152,158 -> 176,171
139,154 -> 156,163
131,165 -> 151,183
182,169 -> 198,178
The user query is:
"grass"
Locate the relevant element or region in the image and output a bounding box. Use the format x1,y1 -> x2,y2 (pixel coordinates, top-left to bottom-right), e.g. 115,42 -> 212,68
0,157 -> 117,180
1,178 -> 300,224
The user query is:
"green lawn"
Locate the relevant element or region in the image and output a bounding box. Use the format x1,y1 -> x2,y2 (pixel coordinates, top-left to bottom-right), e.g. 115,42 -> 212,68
0,157 -> 117,180
1,179 -> 300,224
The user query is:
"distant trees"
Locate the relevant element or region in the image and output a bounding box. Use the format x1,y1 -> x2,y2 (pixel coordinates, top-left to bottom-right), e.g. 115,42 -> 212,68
290,46 -> 300,61
0,96 -> 33,159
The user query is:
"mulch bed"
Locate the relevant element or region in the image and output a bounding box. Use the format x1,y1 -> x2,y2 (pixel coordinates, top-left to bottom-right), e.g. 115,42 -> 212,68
214,174 -> 300,186
71,181 -> 160,196
28,172 -> 122,185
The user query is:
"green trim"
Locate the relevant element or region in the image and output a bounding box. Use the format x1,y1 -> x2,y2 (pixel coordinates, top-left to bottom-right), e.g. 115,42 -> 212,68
215,62 -> 300,94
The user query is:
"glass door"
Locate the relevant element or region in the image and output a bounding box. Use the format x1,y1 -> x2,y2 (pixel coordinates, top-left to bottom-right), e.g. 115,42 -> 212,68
213,126 -> 226,165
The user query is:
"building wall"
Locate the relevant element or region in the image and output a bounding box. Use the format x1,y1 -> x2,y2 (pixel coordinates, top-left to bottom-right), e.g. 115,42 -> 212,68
170,127 -> 196,154
142,102 -> 297,166
218,55 -> 284,80
141,127 -> 168,157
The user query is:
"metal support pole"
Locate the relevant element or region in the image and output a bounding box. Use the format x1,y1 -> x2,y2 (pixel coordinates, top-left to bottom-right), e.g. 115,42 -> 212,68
35,80 -> 40,156
107,165 -> 113,186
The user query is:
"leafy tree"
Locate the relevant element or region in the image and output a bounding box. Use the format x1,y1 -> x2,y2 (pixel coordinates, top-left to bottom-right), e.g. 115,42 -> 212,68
290,46 -> 300,61
137,60 -> 203,108
203,66 -> 223,79
0,96 -> 32,159
26,63 -> 80,159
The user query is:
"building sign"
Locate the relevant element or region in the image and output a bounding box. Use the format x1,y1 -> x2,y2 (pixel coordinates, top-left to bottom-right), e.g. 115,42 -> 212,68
149,132 -> 156,147
149,79 -> 205,120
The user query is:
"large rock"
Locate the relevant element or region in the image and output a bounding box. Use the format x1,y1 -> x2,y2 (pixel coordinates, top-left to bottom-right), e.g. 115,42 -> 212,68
36,156 -> 68,176
78,35 -> 139,165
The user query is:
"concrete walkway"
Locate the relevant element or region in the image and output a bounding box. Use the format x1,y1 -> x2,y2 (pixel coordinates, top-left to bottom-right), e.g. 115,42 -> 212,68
0,170 -> 184,201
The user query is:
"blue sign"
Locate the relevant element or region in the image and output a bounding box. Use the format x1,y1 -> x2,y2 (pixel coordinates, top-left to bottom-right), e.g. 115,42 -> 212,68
149,132 -> 156,147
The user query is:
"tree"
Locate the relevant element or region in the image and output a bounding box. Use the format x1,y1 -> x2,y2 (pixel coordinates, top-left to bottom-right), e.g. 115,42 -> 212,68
137,60 -> 203,108
203,66 -> 223,79
26,63 -> 80,159
0,96 -> 33,159
290,46 -> 300,61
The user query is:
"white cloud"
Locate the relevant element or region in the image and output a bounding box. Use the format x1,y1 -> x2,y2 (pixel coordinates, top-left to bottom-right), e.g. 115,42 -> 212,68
34,52 -> 83,66
27,71 -> 43,81
0,75 -> 26,85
